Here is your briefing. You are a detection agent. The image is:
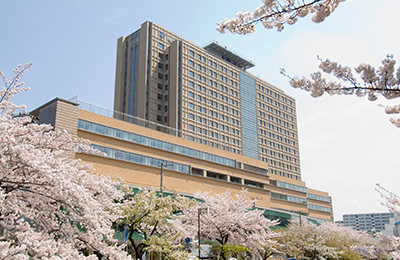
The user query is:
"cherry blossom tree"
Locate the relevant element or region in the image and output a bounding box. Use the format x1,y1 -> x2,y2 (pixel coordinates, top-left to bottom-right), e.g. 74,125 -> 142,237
171,189 -> 280,260
0,63 -> 130,259
351,185 -> 400,259
118,187 -> 195,260
352,232 -> 400,260
278,220 -> 377,260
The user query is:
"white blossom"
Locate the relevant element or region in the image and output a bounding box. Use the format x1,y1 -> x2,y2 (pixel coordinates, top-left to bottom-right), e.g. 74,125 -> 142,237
171,189 -> 280,259
217,0 -> 345,34
287,56 -> 400,127
0,64 -> 130,259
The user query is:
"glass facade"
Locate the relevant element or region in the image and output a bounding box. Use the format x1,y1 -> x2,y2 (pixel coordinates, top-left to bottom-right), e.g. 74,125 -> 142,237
78,119 -> 236,167
92,144 -> 190,174
240,72 -> 258,159
308,204 -> 332,213
270,192 -> 307,204
307,193 -> 331,203
276,181 -> 307,193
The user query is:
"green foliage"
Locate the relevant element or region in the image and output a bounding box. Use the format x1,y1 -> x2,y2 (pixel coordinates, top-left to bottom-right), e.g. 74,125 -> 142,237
212,244 -> 250,260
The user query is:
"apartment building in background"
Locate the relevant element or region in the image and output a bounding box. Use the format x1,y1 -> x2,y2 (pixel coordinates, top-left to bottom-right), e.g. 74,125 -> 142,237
114,21 -> 302,181
30,21 -> 334,224
336,212 -> 400,236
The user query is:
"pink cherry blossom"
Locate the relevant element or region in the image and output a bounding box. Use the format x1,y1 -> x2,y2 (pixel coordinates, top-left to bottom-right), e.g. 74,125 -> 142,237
0,64 -> 131,259
217,0 -> 345,34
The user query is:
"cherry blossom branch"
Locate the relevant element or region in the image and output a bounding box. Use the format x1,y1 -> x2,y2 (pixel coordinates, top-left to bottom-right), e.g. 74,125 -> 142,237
217,0 -> 345,34
0,62 -> 33,103
283,55 -> 400,127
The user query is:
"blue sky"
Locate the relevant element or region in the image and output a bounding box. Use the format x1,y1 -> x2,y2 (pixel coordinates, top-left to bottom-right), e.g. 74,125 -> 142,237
2,0 -> 400,221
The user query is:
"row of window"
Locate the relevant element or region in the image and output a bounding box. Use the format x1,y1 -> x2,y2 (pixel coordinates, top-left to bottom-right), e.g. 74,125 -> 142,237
188,81 -> 239,98
188,70 -> 238,88
308,204 -> 332,213
265,168 -> 298,180
260,148 -> 297,163
259,139 -> 297,154
92,144 -> 190,174
78,119 -> 236,167
187,103 -> 240,126
256,93 -> 294,113
194,127 -> 240,145
260,130 -> 296,146
260,136 -> 296,147
189,60 -> 238,85
187,50 -> 238,78
258,102 -> 294,121
187,92 -> 239,107
259,128 -> 295,138
259,119 -> 294,131
189,114 -> 240,135
257,84 -> 293,105
307,193 -> 331,203
187,136 -> 241,154
275,180 -> 308,193
268,159 -> 297,172
258,111 -> 294,126
270,192 -> 307,204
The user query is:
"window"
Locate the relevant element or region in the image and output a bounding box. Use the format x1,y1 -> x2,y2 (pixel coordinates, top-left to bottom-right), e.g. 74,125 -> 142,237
158,63 -> 163,69
188,60 -> 194,66
157,94 -> 163,100
157,83 -> 163,90
189,50 -> 194,57
188,102 -> 194,109
188,125 -> 194,131
158,43 -> 164,49
188,70 -> 194,77
157,115 -> 162,121
157,105 -> 162,111
188,113 -> 194,120
188,81 -> 194,88
158,73 -> 163,80
159,53 -> 164,59
188,92 -> 194,98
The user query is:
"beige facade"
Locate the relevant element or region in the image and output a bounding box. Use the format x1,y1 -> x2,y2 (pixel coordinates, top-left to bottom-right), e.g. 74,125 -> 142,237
114,21 -> 301,182
32,98 -> 333,223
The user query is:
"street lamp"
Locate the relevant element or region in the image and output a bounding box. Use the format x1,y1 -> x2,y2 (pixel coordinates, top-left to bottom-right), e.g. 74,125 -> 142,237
197,207 -> 209,259
159,161 -> 173,197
